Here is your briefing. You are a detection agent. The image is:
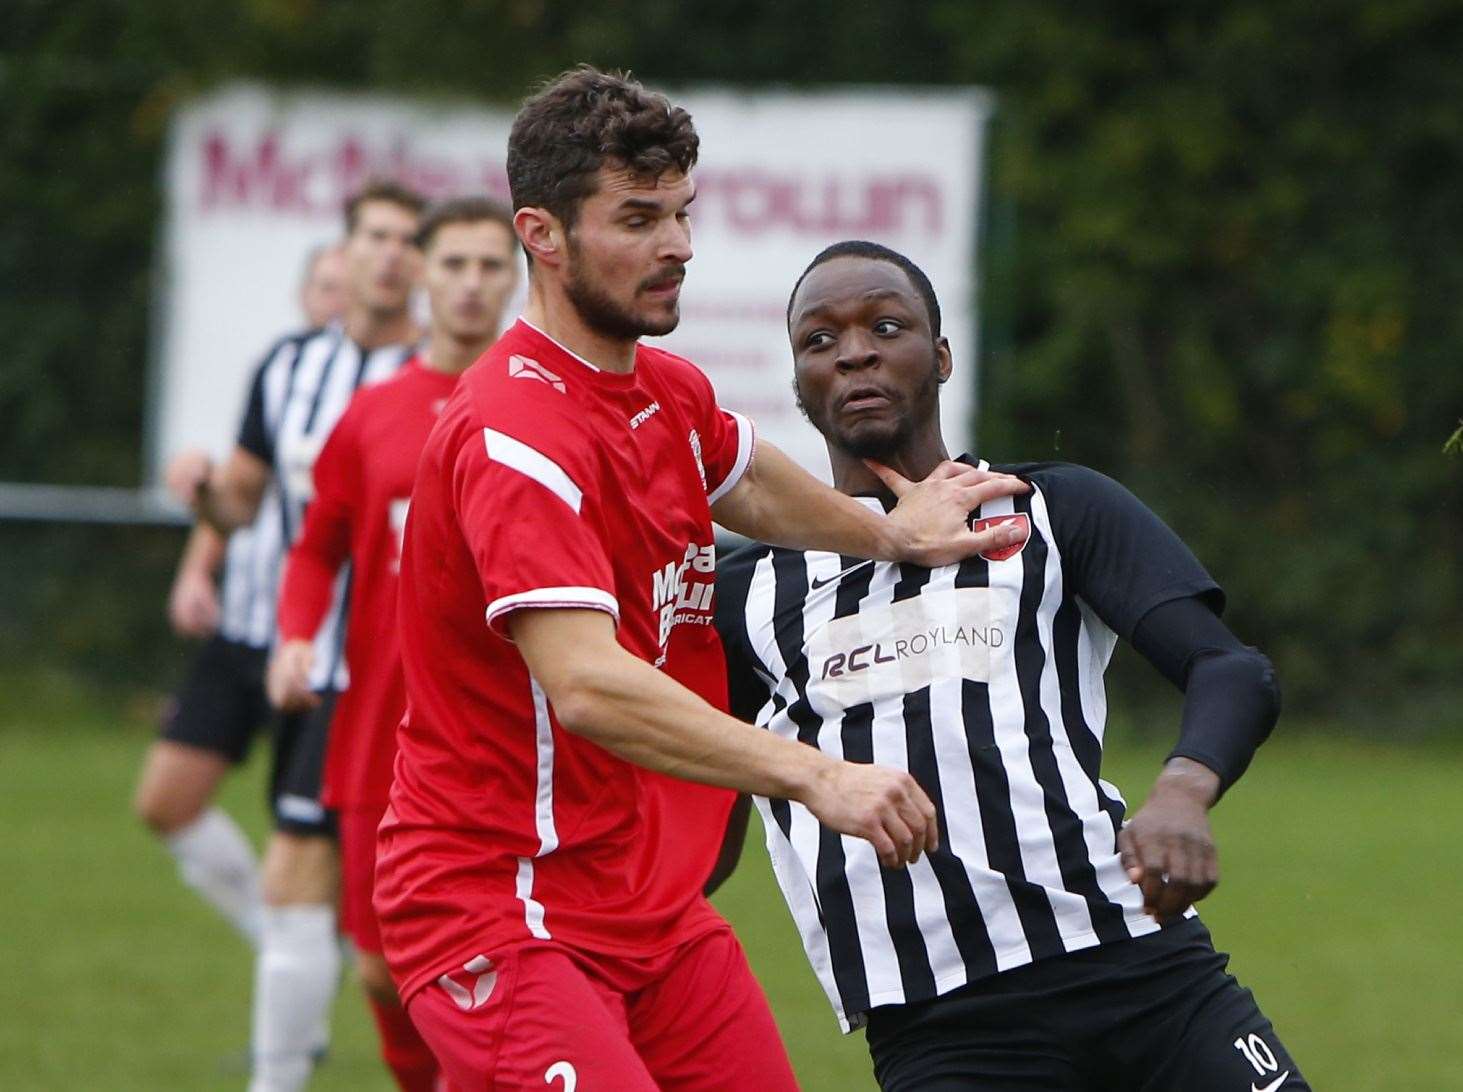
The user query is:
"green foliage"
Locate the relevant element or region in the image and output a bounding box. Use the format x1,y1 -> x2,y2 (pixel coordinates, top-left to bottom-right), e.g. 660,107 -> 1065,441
3,1 -> 1460,709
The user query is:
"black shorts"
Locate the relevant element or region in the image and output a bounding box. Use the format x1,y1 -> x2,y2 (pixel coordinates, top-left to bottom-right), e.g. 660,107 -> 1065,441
866,918 -> 1309,1092
268,689 -> 339,837
159,636 -> 271,764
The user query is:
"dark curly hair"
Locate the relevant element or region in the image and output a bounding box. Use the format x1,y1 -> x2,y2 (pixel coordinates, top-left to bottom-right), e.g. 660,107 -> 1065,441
507,65 -> 698,245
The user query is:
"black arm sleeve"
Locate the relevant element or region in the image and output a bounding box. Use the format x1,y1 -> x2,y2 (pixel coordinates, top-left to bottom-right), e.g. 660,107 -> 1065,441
1013,462 -> 1272,794
1011,462 -> 1225,640
1130,596 -> 1281,797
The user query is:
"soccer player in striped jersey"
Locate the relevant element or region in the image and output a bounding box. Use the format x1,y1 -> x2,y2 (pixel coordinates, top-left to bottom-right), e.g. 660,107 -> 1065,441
132,241 -> 348,949
167,179 -> 424,1092
268,196 -> 519,1091
714,241 -> 1310,1091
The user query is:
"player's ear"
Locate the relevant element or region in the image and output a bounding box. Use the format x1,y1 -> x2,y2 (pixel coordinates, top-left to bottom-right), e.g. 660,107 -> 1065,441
935,337 -> 953,384
514,207 -> 564,268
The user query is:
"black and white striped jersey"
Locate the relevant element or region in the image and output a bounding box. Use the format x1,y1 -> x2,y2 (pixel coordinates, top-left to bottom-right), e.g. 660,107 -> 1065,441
714,458 -> 1224,1031
215,520 -> 273,650
218,324 -> 413,683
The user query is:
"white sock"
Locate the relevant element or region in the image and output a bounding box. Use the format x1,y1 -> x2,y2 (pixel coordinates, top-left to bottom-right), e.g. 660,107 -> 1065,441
249,904 -> 340,1092
164,807 -> 263,947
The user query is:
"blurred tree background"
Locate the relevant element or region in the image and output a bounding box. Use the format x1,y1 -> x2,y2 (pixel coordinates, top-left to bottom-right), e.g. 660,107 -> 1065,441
2,0 -> 1459,719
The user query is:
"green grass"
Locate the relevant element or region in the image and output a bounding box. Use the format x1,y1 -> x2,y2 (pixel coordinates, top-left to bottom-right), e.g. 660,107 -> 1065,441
2,692 -> 1460,1089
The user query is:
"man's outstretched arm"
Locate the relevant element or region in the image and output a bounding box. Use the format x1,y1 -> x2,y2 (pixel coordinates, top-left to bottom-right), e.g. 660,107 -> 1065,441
511,607 -> 938,870
711,439 -> 1028,568
1117,596 -> 1281,923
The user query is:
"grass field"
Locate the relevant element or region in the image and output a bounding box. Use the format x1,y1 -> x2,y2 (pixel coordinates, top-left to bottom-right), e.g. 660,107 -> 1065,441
3,680 -> 1461,1090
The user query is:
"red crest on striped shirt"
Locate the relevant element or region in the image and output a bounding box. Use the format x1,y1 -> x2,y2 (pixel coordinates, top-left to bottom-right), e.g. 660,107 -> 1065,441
972,513 -> 1030,562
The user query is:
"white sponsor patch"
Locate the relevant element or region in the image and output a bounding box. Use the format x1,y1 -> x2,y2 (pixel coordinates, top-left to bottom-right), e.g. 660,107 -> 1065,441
805,587 -> 1004,707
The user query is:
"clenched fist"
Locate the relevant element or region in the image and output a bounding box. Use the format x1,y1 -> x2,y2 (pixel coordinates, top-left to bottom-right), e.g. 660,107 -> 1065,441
267,639 -> 320,712
168,568 -> 220,639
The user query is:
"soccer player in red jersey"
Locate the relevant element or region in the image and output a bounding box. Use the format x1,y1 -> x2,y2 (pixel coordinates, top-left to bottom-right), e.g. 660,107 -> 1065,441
377,66 -> 1030,1090
269,197 -> 519,1091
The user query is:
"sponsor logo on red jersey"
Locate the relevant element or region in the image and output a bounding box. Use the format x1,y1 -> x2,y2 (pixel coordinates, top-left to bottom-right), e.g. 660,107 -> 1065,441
651,542 -> 717,664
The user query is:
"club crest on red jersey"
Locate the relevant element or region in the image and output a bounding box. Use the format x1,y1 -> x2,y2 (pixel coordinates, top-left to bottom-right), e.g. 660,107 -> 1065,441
972,513 -> 1030,562
508,354 -> 566,394
688,428 -> 707,490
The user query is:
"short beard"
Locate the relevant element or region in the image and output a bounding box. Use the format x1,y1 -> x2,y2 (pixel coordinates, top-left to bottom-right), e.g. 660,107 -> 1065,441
793,359 -> 940,461
564,239 -> 679,340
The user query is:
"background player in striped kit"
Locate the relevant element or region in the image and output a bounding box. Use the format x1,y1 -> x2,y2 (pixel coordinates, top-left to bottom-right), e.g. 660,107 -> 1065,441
167,179 -> 424,1092
268,196 -> 519,1090
131,241 -> 348,951
715,241 -> 1309,1091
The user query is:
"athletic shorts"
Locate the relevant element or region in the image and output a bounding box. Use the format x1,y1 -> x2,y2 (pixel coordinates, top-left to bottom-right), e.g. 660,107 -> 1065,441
159,635 -> 271,764
268,690 -> 339,837
406,927 -> 798,1091
866,918 -> 1309,1092
338,805 -> 386,954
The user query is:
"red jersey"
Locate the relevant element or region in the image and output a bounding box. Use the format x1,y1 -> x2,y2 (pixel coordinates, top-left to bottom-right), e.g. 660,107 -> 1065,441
376,319 -> 755,1003
277,358 -> 461,809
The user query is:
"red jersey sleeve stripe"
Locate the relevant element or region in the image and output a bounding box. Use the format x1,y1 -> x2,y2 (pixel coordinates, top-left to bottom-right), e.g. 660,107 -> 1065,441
485,587 -> 621,634
482,426 -> 583,513
706,411 -> 756,505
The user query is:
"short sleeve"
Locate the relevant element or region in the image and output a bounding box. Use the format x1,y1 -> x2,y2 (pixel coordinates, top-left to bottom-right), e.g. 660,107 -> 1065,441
1028,464 -> 1225,641
454,423 -> 619,639
236,360 -> 274,464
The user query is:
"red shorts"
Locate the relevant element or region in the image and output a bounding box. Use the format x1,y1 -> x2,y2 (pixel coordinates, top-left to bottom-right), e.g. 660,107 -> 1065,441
338,805 -> 386,954
406,927 -> 797,1091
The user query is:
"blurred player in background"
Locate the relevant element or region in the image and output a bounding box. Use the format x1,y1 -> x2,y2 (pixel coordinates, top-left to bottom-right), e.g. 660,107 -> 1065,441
375,67 -> 1027,1091
132,240 -> 350,950
268,196 -> 518,1091
715,242 -> 1309,1091
300,244 -> 348,329
167,179 -> 424,1092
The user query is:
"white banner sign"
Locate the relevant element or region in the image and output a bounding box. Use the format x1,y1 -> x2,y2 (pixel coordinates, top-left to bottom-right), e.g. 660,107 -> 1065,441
152,83 -> 990,484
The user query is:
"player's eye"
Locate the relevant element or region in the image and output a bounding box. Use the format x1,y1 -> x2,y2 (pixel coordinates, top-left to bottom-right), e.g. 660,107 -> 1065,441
873,319 -> 903,336
805,331 -> 834,349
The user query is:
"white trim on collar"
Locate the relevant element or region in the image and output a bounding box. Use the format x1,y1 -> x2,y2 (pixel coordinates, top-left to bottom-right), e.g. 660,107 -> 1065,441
516,317 -> 604,373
